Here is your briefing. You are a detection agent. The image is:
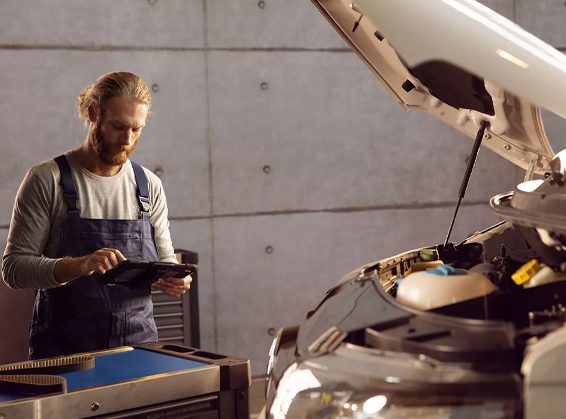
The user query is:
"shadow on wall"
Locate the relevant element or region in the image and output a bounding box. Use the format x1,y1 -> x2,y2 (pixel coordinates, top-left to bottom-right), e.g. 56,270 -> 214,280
0,281 -> 34,363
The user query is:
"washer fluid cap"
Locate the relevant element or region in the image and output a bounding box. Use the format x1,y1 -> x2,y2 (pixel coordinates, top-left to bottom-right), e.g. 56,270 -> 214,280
426,265 -> 468,276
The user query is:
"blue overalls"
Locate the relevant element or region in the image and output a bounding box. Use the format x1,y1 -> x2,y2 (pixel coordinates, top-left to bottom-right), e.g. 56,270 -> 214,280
29,155 -> 159,359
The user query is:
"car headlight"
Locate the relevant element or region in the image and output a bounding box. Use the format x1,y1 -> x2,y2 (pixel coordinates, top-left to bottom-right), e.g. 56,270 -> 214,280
266,325 -> 300,401
267,345 -> 520,418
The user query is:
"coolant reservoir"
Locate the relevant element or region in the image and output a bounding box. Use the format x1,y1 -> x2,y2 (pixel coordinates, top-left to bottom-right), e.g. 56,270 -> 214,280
396,265 -> 498,310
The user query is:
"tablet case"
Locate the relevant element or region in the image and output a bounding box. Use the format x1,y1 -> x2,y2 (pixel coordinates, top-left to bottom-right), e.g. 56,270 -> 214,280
99,261 -> 197,289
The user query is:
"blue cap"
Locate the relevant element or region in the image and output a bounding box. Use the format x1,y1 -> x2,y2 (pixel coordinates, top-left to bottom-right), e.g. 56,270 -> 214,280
426,265 -> 468,276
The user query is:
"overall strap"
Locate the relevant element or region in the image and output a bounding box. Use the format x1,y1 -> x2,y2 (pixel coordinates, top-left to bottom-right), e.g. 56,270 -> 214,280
131,161 -> 151,217
54,155 -> 79,214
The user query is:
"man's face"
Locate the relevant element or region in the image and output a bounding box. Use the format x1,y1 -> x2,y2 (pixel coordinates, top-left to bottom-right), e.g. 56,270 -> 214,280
90,96 -> 149,166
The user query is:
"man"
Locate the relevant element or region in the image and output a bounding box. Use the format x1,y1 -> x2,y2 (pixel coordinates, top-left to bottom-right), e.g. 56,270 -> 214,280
2,71 -> 191,359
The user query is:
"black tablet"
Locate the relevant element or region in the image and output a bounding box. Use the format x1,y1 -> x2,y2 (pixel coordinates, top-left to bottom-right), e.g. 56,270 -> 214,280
99,260 -> 197,289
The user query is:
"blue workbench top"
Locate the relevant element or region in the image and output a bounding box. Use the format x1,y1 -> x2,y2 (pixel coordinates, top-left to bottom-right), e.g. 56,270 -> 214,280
0,348 -> 210,403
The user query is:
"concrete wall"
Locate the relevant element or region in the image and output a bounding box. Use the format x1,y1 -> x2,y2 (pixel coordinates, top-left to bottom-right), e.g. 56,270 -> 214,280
0,0 -> 564,374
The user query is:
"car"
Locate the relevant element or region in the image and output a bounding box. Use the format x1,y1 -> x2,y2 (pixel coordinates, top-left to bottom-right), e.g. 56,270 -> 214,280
264,1 -> 566,418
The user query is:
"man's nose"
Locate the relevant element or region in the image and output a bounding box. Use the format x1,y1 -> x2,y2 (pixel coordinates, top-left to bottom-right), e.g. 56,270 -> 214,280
121,129 -> 133,145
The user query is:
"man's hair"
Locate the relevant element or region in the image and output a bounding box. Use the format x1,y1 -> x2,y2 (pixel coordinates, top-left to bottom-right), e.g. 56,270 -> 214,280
77,71 -> 151,122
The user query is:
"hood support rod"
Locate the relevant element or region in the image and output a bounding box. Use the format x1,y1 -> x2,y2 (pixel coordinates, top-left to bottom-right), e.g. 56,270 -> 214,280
444,120 -> 490,246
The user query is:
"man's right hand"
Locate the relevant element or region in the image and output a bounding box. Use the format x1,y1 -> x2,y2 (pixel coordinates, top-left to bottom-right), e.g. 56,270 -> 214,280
54,248 -> 126,284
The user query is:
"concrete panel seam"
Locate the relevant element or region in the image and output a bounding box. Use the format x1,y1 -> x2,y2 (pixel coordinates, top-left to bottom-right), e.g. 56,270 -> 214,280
167,200 -> 491,221
202,0 -> 219,352
178,47 -> 353,53
0,45 -> 352,53
0,45 -> 205,52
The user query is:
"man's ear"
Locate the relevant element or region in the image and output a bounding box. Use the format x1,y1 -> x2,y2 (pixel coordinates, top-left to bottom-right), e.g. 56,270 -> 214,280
87,104 -> 98,123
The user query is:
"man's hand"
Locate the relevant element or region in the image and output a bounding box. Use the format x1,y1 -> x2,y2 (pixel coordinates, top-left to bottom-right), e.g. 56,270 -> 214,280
153,274 -> 192,298
54,248 -> 126,283
79,248 -> 127,275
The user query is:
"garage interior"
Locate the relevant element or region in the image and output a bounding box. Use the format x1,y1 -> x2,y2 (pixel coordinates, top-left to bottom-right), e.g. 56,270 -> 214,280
1,0 -> 565,417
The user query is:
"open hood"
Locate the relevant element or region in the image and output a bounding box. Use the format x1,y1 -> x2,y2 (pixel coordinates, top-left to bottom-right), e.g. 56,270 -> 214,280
312,0 -> 566,174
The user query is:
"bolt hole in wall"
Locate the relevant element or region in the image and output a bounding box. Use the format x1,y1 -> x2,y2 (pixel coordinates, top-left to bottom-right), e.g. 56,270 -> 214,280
153,166 -> 164,177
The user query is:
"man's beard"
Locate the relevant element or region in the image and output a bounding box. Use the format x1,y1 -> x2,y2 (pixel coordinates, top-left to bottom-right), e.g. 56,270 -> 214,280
90,123 -> 137,166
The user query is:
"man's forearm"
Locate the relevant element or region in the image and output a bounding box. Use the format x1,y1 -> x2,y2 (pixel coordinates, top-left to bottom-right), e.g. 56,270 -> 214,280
53,257 -> 88,284
53,248 -> 126,284
2,253 -> 61,289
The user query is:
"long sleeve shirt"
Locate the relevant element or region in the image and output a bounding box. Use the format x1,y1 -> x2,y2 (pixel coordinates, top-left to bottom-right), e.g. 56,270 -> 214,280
2,152 -> 176,289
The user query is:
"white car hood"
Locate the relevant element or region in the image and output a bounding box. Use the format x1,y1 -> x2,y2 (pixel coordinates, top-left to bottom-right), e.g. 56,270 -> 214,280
312,0 -> 566,174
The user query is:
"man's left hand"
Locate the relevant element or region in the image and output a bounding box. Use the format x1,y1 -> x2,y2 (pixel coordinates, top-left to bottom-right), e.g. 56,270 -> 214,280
153,274 -> 192,298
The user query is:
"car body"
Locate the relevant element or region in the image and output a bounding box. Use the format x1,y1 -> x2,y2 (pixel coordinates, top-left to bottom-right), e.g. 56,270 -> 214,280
265,1 -> 566,418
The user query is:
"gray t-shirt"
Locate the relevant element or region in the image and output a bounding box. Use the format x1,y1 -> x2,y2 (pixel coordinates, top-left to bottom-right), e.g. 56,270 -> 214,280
2,152 -> 176,289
